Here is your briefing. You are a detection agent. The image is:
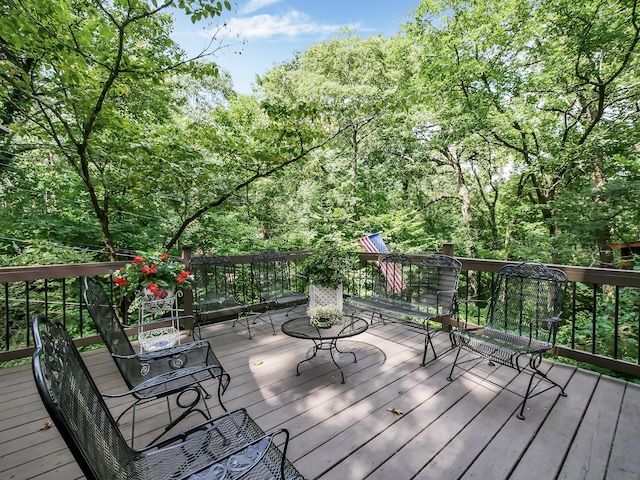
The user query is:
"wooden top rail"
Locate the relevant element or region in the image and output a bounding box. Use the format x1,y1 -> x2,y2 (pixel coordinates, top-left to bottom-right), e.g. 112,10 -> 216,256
1,249 -> 637,289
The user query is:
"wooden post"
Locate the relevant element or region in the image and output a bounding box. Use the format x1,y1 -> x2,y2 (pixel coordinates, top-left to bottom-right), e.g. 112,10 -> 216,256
181,245 -> 194,326
442,242 -> 454,256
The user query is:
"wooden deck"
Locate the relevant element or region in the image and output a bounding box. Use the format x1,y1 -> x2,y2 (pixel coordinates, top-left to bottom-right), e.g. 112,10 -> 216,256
2,307 -> 640,479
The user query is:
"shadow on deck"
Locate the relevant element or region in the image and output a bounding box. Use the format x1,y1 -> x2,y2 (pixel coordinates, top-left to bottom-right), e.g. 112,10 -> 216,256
1,307 -> 640,479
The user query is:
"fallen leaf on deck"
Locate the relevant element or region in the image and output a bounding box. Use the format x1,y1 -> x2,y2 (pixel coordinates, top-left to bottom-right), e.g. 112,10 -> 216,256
39,420 -> 52,431
253,360 -> 263,365
387,408 -> 403,415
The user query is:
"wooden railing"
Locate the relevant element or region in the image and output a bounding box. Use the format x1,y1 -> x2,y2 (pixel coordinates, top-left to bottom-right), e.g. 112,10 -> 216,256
1,245 -> 639,379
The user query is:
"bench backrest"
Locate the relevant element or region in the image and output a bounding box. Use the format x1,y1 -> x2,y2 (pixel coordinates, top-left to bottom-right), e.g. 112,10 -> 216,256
252,250 -> 303,299
190,255 -> 245,309
32,317 -> 138,479
488,262 -> 568,343
377,253 -> 462,316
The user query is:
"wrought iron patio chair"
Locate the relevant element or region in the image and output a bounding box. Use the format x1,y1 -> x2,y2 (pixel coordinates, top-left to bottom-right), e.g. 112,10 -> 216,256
250,251 -> 308,335
31,316 -> 305,480
83,276 -> 230,446
190,255 -> 259,340
347,253 -> 461,365
448,261 -> 568,419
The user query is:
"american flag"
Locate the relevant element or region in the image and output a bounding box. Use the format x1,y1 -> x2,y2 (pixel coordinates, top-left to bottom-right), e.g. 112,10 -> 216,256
357,233 -> 406,293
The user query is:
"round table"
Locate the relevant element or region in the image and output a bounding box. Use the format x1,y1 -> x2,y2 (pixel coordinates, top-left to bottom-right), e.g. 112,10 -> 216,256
281,314 -> 369,383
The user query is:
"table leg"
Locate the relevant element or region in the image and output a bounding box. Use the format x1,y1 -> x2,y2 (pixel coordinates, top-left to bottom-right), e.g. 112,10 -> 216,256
295,339 -> 358,384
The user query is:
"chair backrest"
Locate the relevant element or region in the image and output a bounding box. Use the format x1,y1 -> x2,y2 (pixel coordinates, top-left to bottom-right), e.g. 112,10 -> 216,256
488,262 -> 568,343
378,253 -> 462,315
32,317 -> 138,480
190,255 -> 244,308
83,276 -> 136,357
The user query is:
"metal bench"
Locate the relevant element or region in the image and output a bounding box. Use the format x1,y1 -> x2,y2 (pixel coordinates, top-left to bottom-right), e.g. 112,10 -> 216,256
448,261 -> 568,419
347,253 -> 462,365
31,316 -> 304,480
83,276 -> 230,446
190,255 -> 259,339
250,251 -> 308,333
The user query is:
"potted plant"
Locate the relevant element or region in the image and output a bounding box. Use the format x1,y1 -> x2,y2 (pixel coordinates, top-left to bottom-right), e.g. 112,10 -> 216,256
307,306 -> 343,329
112,252 -> 193,305
301,244 -> 355,312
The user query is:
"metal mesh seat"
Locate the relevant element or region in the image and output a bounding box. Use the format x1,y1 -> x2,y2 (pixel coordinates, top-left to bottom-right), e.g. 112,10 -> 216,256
83,276 -> 230,446
31,317 -> 305,480
448,261 -> 568,419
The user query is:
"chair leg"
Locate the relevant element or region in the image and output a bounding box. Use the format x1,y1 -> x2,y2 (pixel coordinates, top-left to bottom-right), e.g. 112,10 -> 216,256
447,345 -> 462,381
233,311 -> 252,339
517,354 -> 567,420
146,387 -> 211,446
421,326 -> 438,367
266,309 -> 276,335
191,313 -> 203,340
216,373 -> 230,412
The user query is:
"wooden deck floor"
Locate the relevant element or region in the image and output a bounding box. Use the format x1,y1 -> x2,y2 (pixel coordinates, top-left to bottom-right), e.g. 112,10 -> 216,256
2,307 -> 640,479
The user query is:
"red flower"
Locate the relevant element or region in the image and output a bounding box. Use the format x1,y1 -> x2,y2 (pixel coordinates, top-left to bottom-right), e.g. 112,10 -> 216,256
160,253 -> 169,260
146,282 -> 169,298
114,277 -> 128,287
141,264 -> 158,275
134,256 -> 146,263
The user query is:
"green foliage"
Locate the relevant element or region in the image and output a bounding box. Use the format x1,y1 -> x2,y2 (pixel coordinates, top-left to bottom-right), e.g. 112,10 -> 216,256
0,0 -> 639,271
0,0 -> 231,259
301,243 -> 357,289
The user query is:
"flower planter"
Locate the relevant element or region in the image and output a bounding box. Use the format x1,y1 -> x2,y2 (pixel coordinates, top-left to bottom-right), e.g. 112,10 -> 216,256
140,286 -> 176,313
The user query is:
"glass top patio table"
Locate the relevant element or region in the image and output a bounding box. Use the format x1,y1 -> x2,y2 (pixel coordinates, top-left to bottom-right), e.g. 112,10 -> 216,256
281,314 -> 369,383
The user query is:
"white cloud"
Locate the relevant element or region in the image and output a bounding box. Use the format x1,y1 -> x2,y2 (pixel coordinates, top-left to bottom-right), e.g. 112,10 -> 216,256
219,10 -> 356,40
241,0 -> 283,15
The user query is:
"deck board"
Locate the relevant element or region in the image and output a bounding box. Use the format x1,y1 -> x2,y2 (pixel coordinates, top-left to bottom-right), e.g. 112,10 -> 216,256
1,308 -> 640,480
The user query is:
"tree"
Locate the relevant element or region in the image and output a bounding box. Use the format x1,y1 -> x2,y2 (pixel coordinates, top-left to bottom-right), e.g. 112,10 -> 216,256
0,0 -> 231,259
407,0 -> 640,263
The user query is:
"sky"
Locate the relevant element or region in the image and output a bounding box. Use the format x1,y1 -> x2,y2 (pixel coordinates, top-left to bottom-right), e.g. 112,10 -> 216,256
171,0 -> 420,94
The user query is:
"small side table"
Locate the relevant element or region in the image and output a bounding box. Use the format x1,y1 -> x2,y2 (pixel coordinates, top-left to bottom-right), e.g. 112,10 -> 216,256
281,314 -> 368,383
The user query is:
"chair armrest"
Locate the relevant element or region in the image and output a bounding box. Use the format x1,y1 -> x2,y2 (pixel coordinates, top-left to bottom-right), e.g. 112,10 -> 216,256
454,297 -> 490,329
127,339 -> 211,361
538,313 -> 563,323
102,363 -> 223,398
122,314 -> 194,329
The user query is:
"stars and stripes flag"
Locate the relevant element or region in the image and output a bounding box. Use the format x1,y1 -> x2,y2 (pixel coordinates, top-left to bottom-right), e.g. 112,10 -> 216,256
357,233 -> 406,293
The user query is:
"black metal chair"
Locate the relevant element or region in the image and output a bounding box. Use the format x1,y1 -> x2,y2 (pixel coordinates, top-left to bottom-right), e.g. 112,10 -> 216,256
448,261 -> 568,419
250,251 -> 308,335
31,316 -> 305,480
190,255 -> 258,340
83,276 -> 230,446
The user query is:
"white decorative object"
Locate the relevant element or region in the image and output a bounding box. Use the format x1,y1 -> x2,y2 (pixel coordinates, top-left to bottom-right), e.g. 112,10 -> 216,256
136,291 -> 182,352
309,283 -> 343,312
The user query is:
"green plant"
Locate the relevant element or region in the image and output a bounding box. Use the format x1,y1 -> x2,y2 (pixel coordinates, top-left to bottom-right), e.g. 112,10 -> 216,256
301,244 -> 355,289
112,252 -> 193,299
307,306 -> 343,328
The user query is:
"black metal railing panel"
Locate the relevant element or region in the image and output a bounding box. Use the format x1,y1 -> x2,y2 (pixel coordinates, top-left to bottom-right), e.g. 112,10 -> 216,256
1,248 -> 639,378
